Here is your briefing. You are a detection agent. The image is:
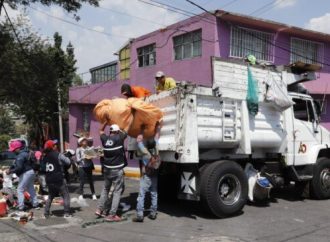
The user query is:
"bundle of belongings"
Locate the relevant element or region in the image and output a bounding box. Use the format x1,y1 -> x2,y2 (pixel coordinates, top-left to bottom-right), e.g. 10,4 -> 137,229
94,98 -> 163,138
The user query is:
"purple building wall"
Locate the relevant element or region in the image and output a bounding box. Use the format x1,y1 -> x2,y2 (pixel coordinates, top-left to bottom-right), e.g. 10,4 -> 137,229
68,11 -> 330,166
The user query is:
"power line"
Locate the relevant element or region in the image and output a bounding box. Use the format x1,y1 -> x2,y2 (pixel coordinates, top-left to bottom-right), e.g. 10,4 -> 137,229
28,6 -> 131,40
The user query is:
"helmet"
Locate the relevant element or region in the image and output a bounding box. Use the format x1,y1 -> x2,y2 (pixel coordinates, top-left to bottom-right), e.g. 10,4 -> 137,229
110,124 -> 120,132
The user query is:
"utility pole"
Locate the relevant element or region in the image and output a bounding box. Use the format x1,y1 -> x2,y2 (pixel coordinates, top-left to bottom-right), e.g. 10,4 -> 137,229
57,80 -> 64,153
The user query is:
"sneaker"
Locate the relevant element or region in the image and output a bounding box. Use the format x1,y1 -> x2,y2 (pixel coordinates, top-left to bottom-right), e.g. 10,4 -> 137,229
148,213 -> 157,220
105,215 -> 122,222
33,204 -> 42,210
132,216 -> 144,223
95,209 -> 104,217
92,194 -> 97,201
78,195 -> 84,200
64,213 -> 73,218
43,214 -> 50,219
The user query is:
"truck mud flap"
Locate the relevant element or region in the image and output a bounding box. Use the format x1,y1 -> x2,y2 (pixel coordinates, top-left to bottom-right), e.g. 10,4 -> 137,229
178,165 -> 200,201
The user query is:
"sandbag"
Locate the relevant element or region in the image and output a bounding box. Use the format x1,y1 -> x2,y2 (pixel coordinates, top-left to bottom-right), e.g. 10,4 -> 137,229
127,98 -> 163,138
93,98 -> 163,138
93,98 -> 134,131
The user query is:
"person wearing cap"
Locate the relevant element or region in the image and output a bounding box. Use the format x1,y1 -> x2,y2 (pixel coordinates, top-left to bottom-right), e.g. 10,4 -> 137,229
95,123 -> 128,222
155,71 -> 176,93
42,140 -> 72,218
133,130 -> 161,222
121,84 -> 151,99
76,137 -> 97,200
6,140 -> 39,211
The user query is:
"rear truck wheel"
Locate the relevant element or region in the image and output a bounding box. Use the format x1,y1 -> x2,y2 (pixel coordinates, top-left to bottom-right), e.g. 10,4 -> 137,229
310,157 -> 330,199
200,160 -> 248,218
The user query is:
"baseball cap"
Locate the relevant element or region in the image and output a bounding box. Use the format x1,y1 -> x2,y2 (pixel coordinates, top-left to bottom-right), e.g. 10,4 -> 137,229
78,137 -> 87,144
9,140 -> 23,152
110,124 -> 120,132
44,140 -> 55,150
155,71 -> 164,78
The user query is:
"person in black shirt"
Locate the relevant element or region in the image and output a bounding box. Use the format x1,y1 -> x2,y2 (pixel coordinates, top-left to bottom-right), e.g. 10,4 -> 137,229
95,123 -> 128,222
42,140 -> 72,218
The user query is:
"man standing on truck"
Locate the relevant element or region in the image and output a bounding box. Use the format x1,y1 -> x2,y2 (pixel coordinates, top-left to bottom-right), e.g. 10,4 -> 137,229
155,71 -> 176,93
133,136 -> 161,222
95,123 -> 127,222
121,84 -> 151,99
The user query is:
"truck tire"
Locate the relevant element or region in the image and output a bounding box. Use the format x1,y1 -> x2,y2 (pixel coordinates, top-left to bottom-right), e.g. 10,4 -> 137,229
310,157 -> 330,199
200,160 -> 248,218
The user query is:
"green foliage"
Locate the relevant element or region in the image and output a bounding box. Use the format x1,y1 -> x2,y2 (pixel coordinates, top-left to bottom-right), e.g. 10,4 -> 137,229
0,15 -> 78,144
6,0 -> 100,13
0,107 -> 15,136
0,134 -> 11,152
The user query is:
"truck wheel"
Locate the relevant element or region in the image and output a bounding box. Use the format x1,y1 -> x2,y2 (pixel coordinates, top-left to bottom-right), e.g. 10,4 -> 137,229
200,160 -> 248,218
310,157 -> 330,199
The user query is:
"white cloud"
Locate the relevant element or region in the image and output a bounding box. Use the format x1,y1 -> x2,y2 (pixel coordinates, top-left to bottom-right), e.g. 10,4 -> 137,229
305,13 -> 330,34
275,0 -> 297,8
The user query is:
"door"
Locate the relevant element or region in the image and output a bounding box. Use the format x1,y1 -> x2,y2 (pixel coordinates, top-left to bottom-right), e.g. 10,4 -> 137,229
292,98 -> 321,165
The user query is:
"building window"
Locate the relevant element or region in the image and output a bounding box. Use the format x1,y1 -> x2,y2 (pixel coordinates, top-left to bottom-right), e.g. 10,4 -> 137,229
119,46 -> 130,80
137,44 -> 156,67
290,38 -> 323,65
82,107 -> 90,132
230,27 -> 274,62
90,63 -> 117,84
173,29 -> 202,60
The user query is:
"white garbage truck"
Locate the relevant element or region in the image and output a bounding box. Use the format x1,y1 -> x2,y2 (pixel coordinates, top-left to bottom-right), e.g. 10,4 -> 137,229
129,58 -> 330,218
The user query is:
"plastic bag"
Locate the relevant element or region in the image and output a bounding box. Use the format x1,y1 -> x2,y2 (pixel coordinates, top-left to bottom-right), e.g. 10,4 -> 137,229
246,66 -> 259,116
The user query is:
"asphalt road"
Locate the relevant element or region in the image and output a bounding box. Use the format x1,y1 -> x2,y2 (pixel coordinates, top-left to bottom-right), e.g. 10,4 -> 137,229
1,176 -> 330,242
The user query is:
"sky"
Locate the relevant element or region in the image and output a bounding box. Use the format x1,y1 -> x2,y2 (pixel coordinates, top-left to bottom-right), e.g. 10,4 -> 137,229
2,0 -> 330,81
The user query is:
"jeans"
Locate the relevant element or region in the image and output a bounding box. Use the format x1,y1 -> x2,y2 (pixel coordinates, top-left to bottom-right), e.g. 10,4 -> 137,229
79,167 -> 95,195
136,174 -> 158,217
97,168 -> 124,216
17,169 -> 38,209
44,180 -> 70,215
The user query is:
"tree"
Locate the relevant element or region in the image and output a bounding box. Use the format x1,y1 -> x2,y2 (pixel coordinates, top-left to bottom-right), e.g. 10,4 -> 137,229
0,16 -> 78,146
0,106 -> 15,136
4,0 -> 100,13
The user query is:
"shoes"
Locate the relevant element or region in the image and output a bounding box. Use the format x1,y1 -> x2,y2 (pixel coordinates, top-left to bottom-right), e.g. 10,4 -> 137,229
132,216 -> 144,223
64,213 -> 73,218
43,214 -> 50,219
78,195 -> 84,200
95,209 -> 104,217
33,204 -> 42,210
105,215 -> 122,222
92,194 -> 97,200
148,213 -> 157,220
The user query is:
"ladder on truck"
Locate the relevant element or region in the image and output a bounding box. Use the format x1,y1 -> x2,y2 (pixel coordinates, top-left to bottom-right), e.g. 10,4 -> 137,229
221,100 -> 238,142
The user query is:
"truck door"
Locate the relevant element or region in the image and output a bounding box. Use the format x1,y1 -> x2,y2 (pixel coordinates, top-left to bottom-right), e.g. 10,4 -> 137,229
292,97 -> 321,165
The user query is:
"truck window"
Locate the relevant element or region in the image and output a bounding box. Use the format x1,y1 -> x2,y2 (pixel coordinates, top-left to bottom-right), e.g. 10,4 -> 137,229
293,98 -> 315,122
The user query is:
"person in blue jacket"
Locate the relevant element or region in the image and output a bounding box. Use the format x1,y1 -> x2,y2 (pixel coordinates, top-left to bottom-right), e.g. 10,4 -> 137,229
6,140 -> 39,211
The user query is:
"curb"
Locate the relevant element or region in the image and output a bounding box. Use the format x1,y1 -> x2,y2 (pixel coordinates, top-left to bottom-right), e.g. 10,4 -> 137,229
93,165 -> 141,178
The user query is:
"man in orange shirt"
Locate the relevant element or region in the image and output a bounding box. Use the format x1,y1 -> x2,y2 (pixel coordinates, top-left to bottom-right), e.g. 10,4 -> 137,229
121,84 -> 151,99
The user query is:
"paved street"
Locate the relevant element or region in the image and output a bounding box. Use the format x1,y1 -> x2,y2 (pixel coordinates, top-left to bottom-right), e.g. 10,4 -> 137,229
1,176 -> 330,242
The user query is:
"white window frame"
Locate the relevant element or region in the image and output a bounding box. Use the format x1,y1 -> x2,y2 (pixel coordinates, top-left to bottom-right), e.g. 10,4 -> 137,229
230,26 -> 275,62
137,43 -> 156,67
290,37 -> 324,65
173,29 -> 202,60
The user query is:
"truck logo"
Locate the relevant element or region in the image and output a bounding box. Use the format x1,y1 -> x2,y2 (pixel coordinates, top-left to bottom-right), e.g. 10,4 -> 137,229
181,172 -> 196,194
298,142 -> 307,153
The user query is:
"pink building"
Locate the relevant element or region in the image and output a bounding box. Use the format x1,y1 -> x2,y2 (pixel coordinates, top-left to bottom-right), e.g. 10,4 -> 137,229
69,10 -> 330,166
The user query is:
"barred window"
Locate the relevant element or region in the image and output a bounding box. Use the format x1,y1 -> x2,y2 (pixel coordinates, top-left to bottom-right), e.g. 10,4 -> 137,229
290,38 -> 323,65
230,27 -> 274,62
137,44 -> 156,67
173,29 -> 202,60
